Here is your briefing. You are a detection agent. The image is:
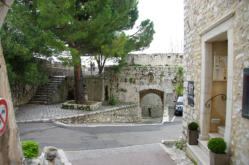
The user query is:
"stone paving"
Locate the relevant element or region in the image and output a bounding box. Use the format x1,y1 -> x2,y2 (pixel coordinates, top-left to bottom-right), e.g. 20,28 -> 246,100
163,144 -> 194,165
15,103 -> 173,123
15,104 -> 88,122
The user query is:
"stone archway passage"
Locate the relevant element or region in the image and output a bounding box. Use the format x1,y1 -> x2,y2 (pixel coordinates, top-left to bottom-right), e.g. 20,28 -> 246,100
139,89 -> 164,117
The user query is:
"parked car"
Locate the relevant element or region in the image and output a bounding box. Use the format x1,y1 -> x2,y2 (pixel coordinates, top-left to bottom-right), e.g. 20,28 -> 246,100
174,96 -> 183,116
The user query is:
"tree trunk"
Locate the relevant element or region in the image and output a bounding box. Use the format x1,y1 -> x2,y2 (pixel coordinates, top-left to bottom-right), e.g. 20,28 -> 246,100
73,54 -> 86,104
98,63 -> 104,75
0,1 -> 23,165
0,41 -> 23,165
96,55 -> 106,75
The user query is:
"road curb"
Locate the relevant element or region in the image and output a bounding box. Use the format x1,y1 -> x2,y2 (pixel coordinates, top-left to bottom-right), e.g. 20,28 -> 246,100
52,121 -> 169,128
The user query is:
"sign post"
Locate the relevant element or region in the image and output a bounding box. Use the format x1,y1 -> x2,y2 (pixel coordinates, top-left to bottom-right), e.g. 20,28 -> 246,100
188,81 -> 194,107
0,98 -> 8,136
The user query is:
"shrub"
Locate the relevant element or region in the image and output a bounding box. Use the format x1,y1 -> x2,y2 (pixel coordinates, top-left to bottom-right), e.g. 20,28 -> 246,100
175,139 -> 187,150
188,122 -> 199,131
21,141 -> 39,158
109,95 -> 117,105
207,138 -> 226,154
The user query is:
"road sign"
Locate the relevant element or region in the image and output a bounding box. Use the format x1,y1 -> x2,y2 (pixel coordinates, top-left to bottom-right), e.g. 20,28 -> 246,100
0,98 -> 8,136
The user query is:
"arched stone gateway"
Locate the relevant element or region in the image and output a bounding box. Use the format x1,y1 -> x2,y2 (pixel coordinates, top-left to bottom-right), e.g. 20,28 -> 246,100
139,89 -> 164,118
104,65 -> 178,115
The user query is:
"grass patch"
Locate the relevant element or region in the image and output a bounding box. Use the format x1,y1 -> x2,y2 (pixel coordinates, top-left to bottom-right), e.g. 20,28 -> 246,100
187,155 -> 198,165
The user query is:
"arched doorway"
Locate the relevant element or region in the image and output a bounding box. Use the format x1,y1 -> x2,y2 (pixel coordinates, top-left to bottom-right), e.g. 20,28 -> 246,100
139,89 -> 164,118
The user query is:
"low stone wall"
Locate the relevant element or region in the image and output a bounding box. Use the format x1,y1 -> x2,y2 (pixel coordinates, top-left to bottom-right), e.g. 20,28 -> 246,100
11,84 -> 38,106
57,104 -> 141,124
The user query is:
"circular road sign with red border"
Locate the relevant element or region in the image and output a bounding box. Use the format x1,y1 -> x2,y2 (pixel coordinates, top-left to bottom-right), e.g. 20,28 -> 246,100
0,98 -> 8,136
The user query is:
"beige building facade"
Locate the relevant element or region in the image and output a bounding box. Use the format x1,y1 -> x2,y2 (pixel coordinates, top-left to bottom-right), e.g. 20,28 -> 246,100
183,0 -> 249,164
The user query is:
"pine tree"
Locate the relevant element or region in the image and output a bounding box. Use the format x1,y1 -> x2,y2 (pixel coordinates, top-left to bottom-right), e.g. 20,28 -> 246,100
0,0 -> 65,86
38,0 -> 139,104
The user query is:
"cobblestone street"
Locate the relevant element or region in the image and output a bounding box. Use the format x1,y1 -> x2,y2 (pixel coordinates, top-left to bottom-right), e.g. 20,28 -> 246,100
15,104 -> 88,122
15,103 -> 173,124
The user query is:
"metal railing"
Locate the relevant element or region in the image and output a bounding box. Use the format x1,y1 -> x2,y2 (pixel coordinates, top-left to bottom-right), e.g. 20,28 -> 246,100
205,94 -> 226,108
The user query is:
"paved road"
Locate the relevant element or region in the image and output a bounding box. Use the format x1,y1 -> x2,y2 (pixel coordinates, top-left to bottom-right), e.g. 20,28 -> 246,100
66,143 -> 176,165
18,117 -> 182,151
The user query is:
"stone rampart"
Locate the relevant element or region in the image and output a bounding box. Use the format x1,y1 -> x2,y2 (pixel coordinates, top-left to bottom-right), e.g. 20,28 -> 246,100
126,53 -> 183,66
104,66 -> 178,108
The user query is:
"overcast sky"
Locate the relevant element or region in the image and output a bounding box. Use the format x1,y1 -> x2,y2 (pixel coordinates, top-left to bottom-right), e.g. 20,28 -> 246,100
128,0 -> 184,54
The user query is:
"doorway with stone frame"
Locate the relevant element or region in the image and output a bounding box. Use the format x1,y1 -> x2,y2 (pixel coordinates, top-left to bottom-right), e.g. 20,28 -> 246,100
199,13 -> 234,151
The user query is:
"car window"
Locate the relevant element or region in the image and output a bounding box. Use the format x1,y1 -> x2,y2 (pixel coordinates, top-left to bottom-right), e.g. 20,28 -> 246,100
177,96 -> 184,102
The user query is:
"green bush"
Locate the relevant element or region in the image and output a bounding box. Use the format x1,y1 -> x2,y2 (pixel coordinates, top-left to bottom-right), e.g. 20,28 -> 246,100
109,95 -> 118,105
188,122 -> 199,131
175,139 -> 187,150
21,141 -> 39,158
207,138 -> 226,154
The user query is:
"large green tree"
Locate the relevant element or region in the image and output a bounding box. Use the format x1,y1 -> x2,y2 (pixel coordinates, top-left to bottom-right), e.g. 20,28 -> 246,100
38,0 -> 139,104
0,0 -> 65,86
95,18 -> 155,74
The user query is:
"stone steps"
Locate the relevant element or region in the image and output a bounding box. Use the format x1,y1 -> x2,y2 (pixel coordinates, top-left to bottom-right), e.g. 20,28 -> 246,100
208,133 -> 223,139
218,126 -> 225,136
30,76 -> 65,104
187,126 -> 226,165
198,139 -> 209,155
29,100 -> 48,104
186,144 -> 209,165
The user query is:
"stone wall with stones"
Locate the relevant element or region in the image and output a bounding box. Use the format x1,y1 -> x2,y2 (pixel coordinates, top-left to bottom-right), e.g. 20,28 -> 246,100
57,104 -> 141,124
65,76 -> 105,102
126,53 -> 184,66
104,66 -> 178,109
184,0 -> 249,164
11,85 -> 38,107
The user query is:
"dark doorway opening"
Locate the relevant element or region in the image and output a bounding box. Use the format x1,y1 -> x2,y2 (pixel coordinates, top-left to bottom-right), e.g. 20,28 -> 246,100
67,89 -> 75,100
105,86 -> 109,101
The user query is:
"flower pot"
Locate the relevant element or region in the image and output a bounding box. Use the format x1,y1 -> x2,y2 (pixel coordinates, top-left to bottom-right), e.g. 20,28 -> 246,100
187,129 -> 199,145
23,158 -> 40,165
210,151 -> 229,165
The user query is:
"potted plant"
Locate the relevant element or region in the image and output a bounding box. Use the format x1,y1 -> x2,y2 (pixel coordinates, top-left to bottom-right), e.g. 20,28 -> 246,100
187,122 -> 199,145
207,138 -> 229,165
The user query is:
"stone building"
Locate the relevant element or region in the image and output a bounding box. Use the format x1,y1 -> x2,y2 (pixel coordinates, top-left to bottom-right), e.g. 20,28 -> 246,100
183,0 -> 249,164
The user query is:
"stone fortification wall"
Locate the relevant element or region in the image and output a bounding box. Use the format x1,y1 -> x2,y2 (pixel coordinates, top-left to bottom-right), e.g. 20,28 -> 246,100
184,0 -> 249,164
104,66 -> 178,108
11,85 -> 38,106
126,53 -> 183,66
57,104 -> 141,124
65,76 -> 105,102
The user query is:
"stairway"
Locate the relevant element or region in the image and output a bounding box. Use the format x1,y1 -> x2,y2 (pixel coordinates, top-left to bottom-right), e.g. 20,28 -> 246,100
186,126 -> 225,165
30,76 -> 66,104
